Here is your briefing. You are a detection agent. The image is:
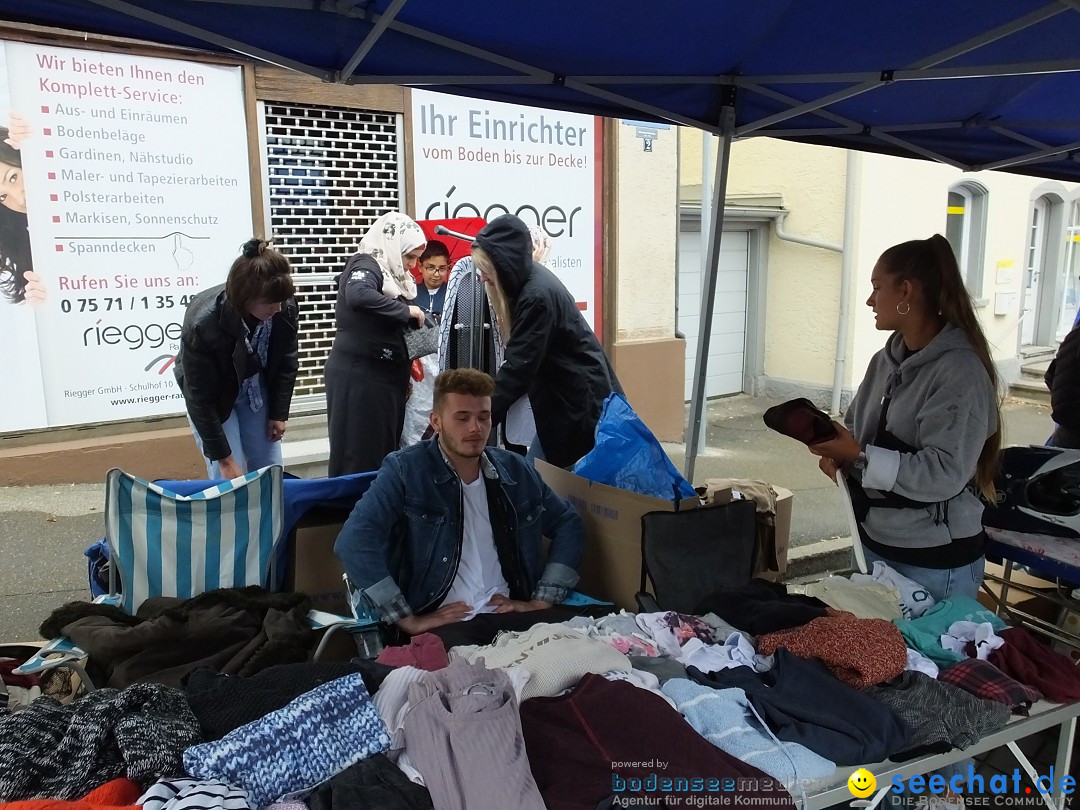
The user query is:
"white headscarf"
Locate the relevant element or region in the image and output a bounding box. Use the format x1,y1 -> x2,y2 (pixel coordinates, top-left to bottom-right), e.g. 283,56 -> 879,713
357,211 -> 425,300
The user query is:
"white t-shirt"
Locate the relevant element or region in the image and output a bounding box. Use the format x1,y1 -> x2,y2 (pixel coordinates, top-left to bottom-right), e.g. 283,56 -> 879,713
442,475 -> 510,608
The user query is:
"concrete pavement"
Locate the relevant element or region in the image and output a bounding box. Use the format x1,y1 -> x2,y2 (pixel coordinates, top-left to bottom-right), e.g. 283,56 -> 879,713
0,394 -> 1056,643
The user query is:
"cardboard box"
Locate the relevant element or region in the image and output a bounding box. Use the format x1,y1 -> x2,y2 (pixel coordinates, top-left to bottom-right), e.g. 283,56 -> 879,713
536,460 -> 699,610
702,480 -> 733,506
762,486 -> 792,582
285,506 -> 352,615
698,479 -> 792,582
977,561 -> 1061,625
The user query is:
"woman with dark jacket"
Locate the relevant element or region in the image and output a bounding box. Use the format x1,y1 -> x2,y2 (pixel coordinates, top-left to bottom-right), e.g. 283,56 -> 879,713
325,212 -> 427,475
1046,322 -> 1080,448
471,214 -> 622,468
174,239 -> 299,479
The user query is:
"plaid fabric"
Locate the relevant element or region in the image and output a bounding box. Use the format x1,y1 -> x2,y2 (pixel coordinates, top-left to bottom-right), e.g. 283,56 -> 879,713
533,582 -> 569,605
380,593 -> 413,624
938,658 -> 1043,714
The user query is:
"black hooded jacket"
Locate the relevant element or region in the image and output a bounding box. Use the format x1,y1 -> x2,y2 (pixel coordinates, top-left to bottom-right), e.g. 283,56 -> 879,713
474,215 -> 622,468
1046,322 -> 1080,439
174,284 -> 300,461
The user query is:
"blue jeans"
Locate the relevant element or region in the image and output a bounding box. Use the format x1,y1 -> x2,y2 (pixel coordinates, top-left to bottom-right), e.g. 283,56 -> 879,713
861,545 -> 983,800
188,381 -> 282,479
861,546 -> 984,603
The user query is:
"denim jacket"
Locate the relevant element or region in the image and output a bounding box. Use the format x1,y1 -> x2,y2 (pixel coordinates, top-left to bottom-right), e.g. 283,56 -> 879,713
334,438 -> 584,622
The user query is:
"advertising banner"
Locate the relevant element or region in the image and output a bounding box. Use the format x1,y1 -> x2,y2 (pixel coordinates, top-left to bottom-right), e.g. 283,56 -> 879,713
409,89 -> 601,333
0,40 -> 250,432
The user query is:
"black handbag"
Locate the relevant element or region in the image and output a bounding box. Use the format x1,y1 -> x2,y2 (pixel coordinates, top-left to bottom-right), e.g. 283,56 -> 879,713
403,314 -> 439,360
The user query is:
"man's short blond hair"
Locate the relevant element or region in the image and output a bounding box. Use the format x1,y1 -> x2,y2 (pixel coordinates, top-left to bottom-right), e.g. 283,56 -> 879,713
433,368 -> 496,412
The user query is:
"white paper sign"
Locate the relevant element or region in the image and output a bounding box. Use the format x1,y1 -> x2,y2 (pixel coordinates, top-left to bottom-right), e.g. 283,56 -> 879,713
410,89 -> 601,332
0,41 -> 251,431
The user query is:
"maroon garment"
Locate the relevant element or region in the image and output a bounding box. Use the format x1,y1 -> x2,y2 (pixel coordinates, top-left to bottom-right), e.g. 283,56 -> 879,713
0,659 -> 39,690
987,627 -> 1080,703
375,633 -> 448,671
520,674 -> 795,810
938,658 -> 1042,714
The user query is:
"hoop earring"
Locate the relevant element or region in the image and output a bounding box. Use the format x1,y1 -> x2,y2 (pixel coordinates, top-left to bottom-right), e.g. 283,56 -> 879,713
896,301 -> 911,315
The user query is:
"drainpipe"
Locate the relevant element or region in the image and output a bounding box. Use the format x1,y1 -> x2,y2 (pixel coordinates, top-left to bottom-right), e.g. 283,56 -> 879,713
769,151 -> 857,415
775,214 -> 842,254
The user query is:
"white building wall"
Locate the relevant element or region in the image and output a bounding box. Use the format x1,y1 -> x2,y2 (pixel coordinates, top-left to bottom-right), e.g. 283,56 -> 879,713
725,138 -> 848,391
616,125 -> 678,340
852,154 -> 1076,390
679,131 -> 1078,406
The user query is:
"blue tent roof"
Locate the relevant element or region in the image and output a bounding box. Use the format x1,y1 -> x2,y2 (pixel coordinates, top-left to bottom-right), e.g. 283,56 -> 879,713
4,0 -> 1079,179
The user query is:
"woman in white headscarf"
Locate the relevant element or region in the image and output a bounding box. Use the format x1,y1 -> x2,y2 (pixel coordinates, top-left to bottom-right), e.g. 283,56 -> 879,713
325,212 -> 426,475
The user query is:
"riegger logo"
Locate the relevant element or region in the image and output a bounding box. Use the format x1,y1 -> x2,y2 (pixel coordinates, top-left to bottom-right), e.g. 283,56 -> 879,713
82,319 -> 182,350
144,354 -> 176,375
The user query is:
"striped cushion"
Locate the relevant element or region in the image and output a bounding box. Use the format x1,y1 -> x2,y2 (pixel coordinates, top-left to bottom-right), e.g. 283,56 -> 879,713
105,466 -> 285,614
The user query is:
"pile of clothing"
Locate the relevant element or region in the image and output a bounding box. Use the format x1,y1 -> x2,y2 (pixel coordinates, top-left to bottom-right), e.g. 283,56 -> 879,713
3,569 -> 1080,810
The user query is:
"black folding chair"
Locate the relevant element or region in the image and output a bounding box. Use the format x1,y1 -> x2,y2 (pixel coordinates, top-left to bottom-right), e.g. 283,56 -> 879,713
635,498 -> 758,614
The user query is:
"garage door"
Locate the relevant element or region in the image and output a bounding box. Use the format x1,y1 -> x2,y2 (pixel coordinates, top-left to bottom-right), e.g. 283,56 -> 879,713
678,228 -> 749,400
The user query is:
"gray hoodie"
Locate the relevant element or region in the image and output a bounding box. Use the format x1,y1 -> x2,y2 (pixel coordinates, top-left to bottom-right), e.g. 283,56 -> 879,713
845,323 -> 997,550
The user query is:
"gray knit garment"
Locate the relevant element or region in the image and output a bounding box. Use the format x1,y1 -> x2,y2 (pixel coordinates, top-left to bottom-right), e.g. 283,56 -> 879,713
0,682 -> 201,801
401,659 -> 545,810
867,670 -> 1010,754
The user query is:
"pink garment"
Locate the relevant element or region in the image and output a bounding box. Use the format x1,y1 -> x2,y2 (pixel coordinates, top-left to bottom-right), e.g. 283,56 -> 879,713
376,632 -> 449,671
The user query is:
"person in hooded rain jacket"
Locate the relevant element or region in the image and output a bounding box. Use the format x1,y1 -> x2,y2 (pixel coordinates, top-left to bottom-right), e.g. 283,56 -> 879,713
470,214 -> 622,469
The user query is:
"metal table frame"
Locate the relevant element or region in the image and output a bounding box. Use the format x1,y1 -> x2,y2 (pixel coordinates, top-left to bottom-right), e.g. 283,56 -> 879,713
802,699 -> 1079,809
982,533 -> 1080,652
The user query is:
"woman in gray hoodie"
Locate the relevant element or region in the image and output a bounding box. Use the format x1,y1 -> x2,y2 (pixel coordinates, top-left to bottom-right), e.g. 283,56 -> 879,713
809,234 -> 1001,604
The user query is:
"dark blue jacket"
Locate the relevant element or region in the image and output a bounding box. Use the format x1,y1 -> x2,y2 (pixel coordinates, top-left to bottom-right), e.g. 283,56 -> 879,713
334,438 -> 583,621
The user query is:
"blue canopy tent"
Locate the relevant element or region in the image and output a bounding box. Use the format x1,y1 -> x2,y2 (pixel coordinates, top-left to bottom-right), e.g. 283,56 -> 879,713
6,0 -> 1080,477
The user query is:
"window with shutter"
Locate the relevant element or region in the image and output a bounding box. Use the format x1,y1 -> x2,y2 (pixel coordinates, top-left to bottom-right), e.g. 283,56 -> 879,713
262,102 -> 401,408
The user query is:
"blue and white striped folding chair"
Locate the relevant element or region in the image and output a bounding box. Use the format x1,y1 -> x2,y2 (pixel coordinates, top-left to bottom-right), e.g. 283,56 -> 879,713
104,465 -> 285,612
15,465 -> 286,680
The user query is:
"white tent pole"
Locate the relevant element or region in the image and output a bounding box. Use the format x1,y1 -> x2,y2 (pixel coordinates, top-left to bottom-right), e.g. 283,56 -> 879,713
697,130 -> 714,451
684,93 -> 736,484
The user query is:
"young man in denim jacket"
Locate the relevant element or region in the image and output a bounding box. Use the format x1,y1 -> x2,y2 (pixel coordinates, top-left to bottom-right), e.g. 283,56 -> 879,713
334,368 -> 584,635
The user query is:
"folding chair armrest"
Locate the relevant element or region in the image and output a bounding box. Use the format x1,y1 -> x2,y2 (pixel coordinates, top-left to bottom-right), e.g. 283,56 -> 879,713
562,590 -> 614,608
307,609 -> 383,662
12,593 -> 117,678
307,609 -> 379,631
12,636 -> 87,677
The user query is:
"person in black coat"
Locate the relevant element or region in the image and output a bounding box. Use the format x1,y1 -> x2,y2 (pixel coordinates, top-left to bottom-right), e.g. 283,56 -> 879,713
324,212 -> 427,475
174,239 -> 299,479
471,214 -> 622,469
1046,322 -> 1080,448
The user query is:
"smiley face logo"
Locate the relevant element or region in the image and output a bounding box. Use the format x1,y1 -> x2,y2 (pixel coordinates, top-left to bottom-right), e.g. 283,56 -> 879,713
847,768 -> 876,799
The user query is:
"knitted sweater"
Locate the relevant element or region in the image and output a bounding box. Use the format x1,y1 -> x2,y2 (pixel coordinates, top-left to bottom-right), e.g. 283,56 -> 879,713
183,674 -> 389,807
0,683 -> 200,801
